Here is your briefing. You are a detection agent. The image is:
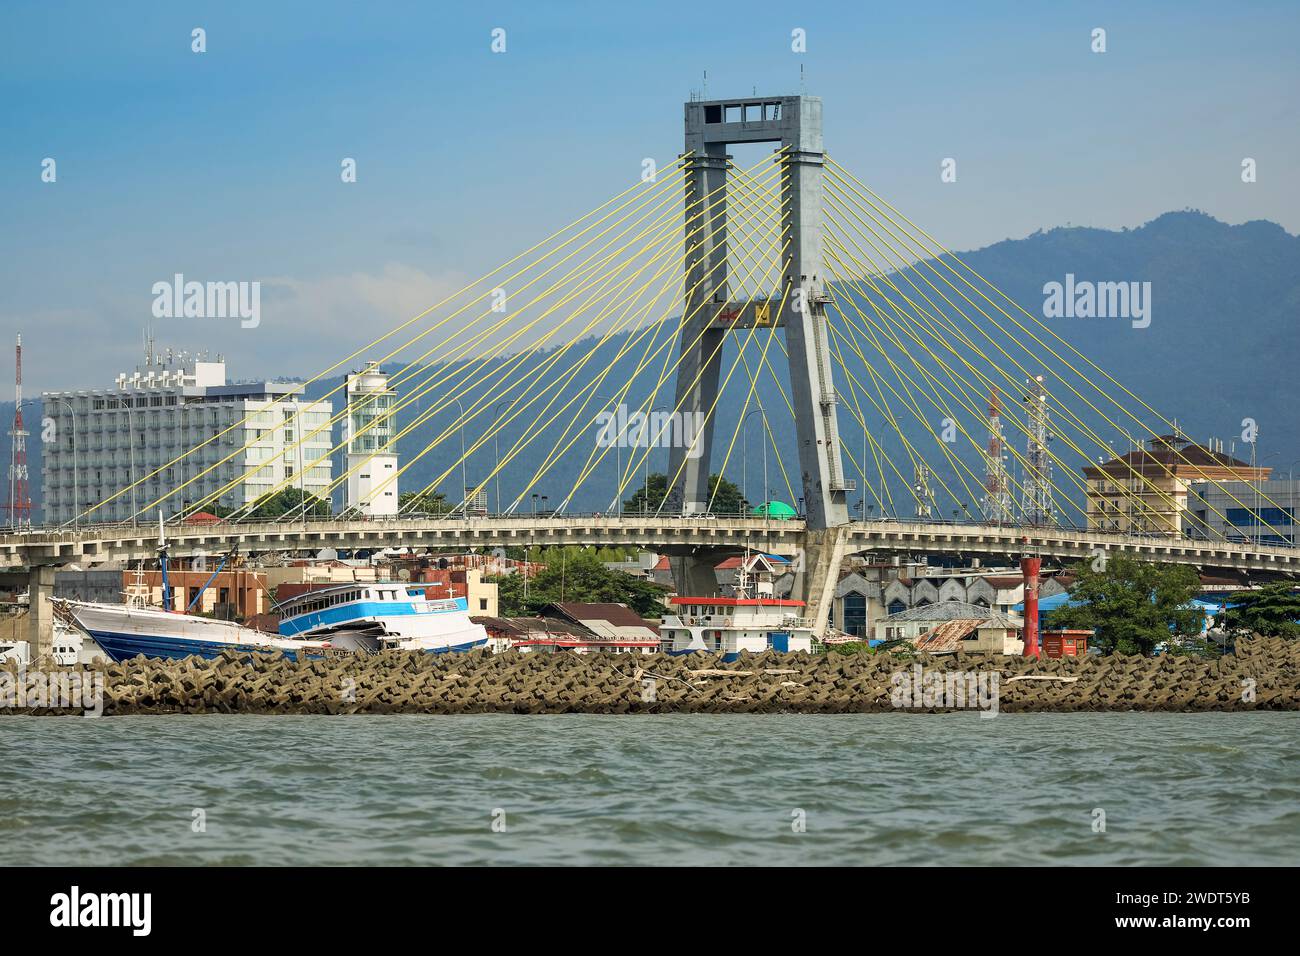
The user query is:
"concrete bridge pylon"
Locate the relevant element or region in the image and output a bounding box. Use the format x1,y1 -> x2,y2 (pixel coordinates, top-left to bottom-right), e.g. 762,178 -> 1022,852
664,94 -> 853,618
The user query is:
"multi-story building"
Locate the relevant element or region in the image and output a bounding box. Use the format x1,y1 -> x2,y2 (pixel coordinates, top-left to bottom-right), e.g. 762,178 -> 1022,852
1081,434 -> 1268,536
343,362 -> 398,516
41,353 -> 334,524
1185,479 -> 1299,546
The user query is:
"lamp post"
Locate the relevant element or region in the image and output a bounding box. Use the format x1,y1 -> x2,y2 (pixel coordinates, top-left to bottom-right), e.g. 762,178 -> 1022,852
595,394 -> 624,516
860,414 -> 867,523
492,399 -> 510,516
44,397 -> 78,530
741,405 -> 767,516
642,403 -> 669,517
123,403 -> 139,528
453,398 -> 469,517
1257,451 -> 1280,546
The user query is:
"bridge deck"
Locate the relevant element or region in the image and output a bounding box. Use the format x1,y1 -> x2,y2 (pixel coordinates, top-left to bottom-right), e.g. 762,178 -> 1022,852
1,517 -> 1296,573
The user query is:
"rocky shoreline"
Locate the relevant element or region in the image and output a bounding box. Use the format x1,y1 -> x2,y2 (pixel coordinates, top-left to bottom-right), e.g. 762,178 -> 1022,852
2,636 -> 1296,715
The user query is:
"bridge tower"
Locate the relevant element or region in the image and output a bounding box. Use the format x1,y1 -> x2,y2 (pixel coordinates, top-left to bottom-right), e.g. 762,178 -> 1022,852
667,95 -> 852,527
665,95 -> 853,623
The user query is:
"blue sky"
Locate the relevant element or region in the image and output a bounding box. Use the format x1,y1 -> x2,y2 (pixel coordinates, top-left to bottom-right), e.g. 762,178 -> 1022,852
2,0 -> 1297,392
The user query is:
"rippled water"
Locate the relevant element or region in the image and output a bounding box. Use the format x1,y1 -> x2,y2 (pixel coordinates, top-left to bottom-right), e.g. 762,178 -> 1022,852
1,713 -> 1296,865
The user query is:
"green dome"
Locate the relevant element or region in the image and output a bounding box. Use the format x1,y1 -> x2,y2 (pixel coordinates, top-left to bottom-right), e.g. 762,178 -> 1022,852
752,500 -> 796,519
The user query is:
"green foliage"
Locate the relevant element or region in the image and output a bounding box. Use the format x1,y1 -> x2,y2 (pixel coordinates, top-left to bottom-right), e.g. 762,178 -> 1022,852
243,487 -> 332,519
1048,555 -> 1202,656
1219,583 -> 1300,639
398,490 -> 450,514
1165,637 -> 1222,659
623,471 -> 744,515
826,641 -> 873,654
488,547 -> 667,617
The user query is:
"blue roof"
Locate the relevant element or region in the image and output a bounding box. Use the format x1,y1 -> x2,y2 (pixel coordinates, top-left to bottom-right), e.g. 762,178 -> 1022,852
1013,592 -> 1079,613
1016,593 -> 1236,614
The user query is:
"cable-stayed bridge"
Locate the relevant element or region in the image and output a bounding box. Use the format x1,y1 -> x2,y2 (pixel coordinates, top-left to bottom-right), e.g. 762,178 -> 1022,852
6,93 -> 1297,656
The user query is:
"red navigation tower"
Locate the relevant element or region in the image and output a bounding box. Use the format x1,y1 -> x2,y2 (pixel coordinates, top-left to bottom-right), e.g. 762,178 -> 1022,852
5,334 -> 32,527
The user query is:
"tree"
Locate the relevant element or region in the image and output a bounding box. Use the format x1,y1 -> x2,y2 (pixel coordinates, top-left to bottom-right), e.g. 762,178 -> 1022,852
398,490 -> 450,515
243,487 -> 332,519
488,547 -> 667,617
1219,583 -> 1300,639
623,471 -> 744,515
1047,555 -> 1203,656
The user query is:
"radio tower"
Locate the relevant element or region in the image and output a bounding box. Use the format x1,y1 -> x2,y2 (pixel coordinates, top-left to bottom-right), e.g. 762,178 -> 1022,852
6,334 -> 32,528
1021,374 -> 1054,526
982,386 -> 1013,525
913,463 -> 936,520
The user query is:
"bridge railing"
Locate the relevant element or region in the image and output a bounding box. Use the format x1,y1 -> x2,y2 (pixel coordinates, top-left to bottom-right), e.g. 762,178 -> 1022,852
1,513 -> 1296,561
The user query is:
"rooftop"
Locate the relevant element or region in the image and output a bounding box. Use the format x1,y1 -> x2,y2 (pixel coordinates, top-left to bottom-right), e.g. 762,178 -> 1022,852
1083,435 -> 1268,479
882,601 -> 1019,626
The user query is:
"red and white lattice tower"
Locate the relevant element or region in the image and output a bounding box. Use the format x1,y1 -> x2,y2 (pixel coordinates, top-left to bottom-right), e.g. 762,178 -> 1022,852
982,386 -> 1013,526
6,334 -> 32,527
1021,374 -> 1055,527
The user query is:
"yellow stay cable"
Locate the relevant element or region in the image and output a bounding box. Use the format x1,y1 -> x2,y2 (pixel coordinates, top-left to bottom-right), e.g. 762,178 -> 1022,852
826,160 -> 1292,541
824,172 -> 1275,540
80,157 -> 691,524
199,165 -> 696,520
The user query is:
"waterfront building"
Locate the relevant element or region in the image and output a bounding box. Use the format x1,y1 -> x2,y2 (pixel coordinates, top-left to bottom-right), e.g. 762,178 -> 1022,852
829,563 -> 1051,639
910,617 -> 1025,656
1081,434 -> 1268,536
475,602 -> 659,654
1185,478 -> 1299,546
343,362 -> 398,516
41,352 -> 333,524
874,601 -> 1022,646
1041,629 -> 1091,658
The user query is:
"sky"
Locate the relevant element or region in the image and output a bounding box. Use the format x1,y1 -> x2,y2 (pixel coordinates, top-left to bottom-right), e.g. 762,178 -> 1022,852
1,0 -> 1297,394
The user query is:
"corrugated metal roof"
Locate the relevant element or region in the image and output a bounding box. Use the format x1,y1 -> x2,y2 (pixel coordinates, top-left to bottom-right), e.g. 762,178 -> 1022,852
883,601 -> 1018,626
545,603 -> 659,640
912,619 -> 984,653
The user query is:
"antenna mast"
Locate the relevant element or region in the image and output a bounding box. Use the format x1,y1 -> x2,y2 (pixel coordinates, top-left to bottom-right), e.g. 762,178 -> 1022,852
913,464 -> 935,520
1021,374 -> 1055,526
983,386 -> 1013,526
6,334 -> 32,527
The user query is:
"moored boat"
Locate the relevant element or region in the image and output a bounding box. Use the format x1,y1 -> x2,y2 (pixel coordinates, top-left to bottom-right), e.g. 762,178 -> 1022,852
276,583 -> 489,653
60,599 -> 331,663
660,596 -> 815,662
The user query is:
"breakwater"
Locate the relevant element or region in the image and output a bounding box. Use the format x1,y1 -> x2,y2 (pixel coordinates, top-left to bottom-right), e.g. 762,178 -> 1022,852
3,636 -> 1296,715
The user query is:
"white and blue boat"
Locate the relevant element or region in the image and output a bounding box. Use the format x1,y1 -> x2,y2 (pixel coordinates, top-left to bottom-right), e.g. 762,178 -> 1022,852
61,524 -> 334,663
275,584 -> 489,654
59,516 -> 487,661
62,599 -> 332,663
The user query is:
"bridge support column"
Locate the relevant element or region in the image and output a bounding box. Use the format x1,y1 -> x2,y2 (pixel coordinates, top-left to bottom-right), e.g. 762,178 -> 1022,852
669,552 -> 725,598
27,565 -> 56,663
794,526 -> 848,639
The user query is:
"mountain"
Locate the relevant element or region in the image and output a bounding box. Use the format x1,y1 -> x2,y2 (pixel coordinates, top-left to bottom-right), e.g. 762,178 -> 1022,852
6,211 -> 1298,523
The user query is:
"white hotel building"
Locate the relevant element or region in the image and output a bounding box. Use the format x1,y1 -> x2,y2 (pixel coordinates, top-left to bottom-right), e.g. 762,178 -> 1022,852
41,355 -> 334,524
344,362 -> 399,516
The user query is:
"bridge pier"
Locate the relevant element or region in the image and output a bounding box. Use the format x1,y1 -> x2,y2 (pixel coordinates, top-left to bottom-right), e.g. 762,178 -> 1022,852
794,527 -> 849,638
27,565 -> 56,663
668,554 -> 723,599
